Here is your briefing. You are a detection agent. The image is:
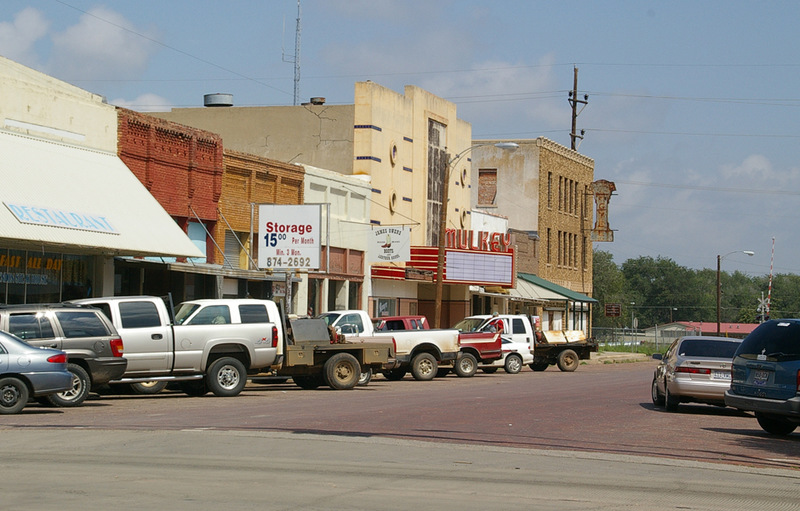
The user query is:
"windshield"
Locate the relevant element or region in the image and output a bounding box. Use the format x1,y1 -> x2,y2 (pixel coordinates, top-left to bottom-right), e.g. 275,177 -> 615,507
317,312 -> 341,327
735,320 -> 800,361
679,339 -> 741,359
452,318 -> 485,332
174,303 -> 200,325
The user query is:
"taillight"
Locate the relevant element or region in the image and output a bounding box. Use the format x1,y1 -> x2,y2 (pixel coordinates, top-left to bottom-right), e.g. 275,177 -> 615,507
796,370 -> 800,393
271,326 -> 279,348
675,367 -> 710,375
392,337 -> 397,356
47,353 -> 67,364
110,337 -> 124,357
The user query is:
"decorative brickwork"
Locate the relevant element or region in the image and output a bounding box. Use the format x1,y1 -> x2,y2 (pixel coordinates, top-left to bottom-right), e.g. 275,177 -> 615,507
218,150 -> 305,268
117,107 -> 223,262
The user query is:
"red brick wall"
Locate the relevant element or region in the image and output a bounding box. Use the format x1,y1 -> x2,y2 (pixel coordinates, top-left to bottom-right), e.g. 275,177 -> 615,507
117,108 -> 223,261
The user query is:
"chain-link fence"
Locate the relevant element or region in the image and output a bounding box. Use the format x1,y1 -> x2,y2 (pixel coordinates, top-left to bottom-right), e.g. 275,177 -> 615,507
592,326 -> 702,353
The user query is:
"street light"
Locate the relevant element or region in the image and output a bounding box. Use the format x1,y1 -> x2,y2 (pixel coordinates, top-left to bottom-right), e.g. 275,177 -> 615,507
433,141 -> 519,328
716,250 -> 754,335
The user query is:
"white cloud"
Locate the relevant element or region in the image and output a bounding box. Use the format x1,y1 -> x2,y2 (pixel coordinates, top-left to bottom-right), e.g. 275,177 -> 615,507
48,6 -> 159,80
0,7 -> 49,68
110,93 -> 173,113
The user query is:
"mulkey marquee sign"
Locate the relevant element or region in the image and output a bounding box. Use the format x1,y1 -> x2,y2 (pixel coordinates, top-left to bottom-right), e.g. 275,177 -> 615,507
5,203 -> 117,234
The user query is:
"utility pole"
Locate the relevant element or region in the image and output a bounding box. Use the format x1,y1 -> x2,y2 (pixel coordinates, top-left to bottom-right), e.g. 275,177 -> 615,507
568,66 -> 588,150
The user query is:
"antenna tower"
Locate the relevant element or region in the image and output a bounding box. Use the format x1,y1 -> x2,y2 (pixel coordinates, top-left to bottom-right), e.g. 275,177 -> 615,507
282,1 -> 302,105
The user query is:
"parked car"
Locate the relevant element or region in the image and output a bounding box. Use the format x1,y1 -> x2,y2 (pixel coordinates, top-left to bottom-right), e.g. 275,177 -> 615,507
0,330 -> 73,414
0,304 -> 127,406
725,319 -> 800,435
480,336 -> 534,374
651,335 -> 742,412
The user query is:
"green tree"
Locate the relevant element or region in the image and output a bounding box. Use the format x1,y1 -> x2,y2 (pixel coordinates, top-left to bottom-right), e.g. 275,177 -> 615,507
591,250 -> 624,328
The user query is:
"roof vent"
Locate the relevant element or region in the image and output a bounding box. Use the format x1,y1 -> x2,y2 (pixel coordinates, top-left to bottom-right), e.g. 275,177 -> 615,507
204,93 -> 233,107
310,97 -> 325,105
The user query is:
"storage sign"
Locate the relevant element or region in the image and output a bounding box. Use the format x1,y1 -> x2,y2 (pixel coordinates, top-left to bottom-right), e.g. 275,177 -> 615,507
258,204 -> 321,270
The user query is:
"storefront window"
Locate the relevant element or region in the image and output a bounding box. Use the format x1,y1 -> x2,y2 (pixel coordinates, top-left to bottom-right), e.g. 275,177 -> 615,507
372,298 -> 397,318
0,249 -> 93,304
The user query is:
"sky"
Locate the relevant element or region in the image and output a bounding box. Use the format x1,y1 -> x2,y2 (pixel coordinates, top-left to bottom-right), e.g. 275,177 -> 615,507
2,0 -> 799,282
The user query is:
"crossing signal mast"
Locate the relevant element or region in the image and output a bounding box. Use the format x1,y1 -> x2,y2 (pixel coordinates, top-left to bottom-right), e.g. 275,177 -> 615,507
568,66 -> 588,150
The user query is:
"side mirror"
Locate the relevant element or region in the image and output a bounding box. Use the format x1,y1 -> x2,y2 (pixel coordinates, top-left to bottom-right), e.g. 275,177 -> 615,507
652,353 -> 663,360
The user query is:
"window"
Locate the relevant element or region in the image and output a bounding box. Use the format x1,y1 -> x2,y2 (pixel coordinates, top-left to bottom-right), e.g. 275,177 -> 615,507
119,301 -> 162,328
239,304 -> 269,324
54,311 -> 112,338
8,313 -> 55,340
188,305 -> 231,325
512,318 -> 525,334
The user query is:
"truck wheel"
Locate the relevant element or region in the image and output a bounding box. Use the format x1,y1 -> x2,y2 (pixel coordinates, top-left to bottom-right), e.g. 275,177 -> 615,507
436,367 -> 451,378
358,368 -> 373,386
454,353 -> 477,378
556,349 -> 579,372
530,361 -> 549,372
0,377 -> 29,414
207,357 -> 247,397
411,353 -> 437,381
180,380 -> 208,396
130,381 -> 168,395
382,368 -> 407,381
293,375 -> 323,390
46,363 -> 90,407
504,354 -> 523,374
324,353 -> 361,390
756,413 -> 798,435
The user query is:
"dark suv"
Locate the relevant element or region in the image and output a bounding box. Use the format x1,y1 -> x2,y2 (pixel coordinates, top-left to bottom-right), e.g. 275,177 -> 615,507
0,304 -> 127,407
725,319 -> 800,435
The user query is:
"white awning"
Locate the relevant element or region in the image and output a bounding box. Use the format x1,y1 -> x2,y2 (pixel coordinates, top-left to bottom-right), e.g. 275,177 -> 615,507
0,130 -> 203,258
508,278 -> 567,302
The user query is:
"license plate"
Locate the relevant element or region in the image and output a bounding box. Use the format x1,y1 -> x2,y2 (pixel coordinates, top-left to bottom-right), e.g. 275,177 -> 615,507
712,370 -> 730,380
753,370 -> 770,385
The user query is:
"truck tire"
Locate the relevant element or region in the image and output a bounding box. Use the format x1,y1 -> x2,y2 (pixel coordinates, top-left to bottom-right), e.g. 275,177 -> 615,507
410,353 -> 437,381
504,353 -> 523,374
436,367 -> 451,378
358,368 -> 373,386
46,363 -> 90,407
0,377 -> 29,414
530,361 -> 549,372
207,357 -> 247,397
454,353 -> 477,378
382,368 -> 407,381
180,380 -> 208,397
130,381 -> 168,395
324,353 -> 361,390
556,349 -> 579,372
293,375 -> 324,390
756,412 -> 798,436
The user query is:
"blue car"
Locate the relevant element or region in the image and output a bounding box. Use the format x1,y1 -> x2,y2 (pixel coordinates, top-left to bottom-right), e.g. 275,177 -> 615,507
0,330 -> 73,414
725,319 -> 800,435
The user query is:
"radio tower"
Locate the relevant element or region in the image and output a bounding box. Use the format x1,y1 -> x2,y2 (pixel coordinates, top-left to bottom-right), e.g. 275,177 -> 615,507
282,0 -> 302,105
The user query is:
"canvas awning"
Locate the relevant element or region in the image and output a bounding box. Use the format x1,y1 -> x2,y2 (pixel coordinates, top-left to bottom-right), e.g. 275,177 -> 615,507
0,130 -> 203,258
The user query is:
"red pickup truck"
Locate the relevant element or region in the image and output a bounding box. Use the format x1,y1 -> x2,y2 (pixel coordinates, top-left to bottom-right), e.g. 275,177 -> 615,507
373,315 -> 502,377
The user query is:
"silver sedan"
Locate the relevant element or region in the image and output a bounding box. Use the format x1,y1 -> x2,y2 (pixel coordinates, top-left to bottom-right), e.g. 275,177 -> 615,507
0,330 -> 73,414
651,335 -> 742,412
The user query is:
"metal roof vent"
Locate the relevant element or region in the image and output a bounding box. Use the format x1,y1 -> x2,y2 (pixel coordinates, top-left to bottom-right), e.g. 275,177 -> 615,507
204,93 -> 233,107
310,97 -> 325,105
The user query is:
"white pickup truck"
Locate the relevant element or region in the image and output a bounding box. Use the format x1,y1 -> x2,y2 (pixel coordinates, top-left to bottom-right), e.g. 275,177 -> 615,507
73,296 -> 395,394
463,314 -> 597,372
318,309 -> 460,381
